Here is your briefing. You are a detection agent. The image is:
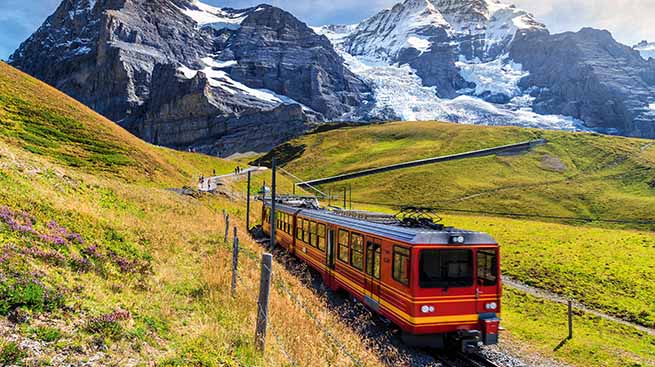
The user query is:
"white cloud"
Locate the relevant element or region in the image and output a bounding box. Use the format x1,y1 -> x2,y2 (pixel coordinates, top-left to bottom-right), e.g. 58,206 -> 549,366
511,0 -> 655,44
212,0 -> 655,45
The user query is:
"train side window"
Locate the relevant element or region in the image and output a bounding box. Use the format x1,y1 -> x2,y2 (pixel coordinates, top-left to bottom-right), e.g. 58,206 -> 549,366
284,214 -> 290,234
317,223 -> 326,251
366,242 -> 381,279
337,230 -> 349,263
477,249 -> 498,286
296,217 -> 303,240
310,221 -> 318,247
264,208 -> 270,223
303,219 -> 310,243
393,246 -> 411,286
350,233 -> 364,270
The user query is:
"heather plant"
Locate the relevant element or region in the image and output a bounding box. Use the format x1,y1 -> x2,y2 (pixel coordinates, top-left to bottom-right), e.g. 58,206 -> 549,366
86,309 -> 132,340
21,247 -> 67,266
0,206 -> 85,247
69,255 -> 93,273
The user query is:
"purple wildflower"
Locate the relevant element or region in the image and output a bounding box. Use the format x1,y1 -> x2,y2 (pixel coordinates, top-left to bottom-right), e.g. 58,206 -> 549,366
82,244 -> 102,259
90,309 -> 132,324
70,255 -> 93,272
67,232 -> 84,244
38,233 -> 67,246
22,247 -> 66,265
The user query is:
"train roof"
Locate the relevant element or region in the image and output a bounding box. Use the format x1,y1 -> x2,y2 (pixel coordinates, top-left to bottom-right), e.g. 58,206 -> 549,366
266,202 -> 497,246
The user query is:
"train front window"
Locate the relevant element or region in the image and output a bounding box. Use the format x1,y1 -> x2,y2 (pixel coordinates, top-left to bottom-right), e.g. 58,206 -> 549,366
419,250 -> 473,289
477,249 -> 498,286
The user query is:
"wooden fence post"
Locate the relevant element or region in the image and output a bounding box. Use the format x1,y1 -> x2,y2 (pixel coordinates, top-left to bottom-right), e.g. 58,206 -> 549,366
224,214 -> 230,243
231,226 -> 239,298
255,253 -> 273,352
568,300 -> 573,339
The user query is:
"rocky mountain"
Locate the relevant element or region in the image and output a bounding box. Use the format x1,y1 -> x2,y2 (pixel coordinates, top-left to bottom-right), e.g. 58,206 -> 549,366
634,40 -> 655,60
9,0 -> 370,156
9,0 -> 655,155
315,0 -> 655,135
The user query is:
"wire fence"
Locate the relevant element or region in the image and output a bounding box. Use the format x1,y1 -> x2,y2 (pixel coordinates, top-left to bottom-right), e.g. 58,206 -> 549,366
223,214 -> 364,367
223,207 -> 364,367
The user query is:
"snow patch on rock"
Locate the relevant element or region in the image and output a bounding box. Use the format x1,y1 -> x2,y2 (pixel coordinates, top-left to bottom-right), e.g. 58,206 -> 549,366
178,58 -> 314,112
634,41 -> 655,60
180,0 -> 248,30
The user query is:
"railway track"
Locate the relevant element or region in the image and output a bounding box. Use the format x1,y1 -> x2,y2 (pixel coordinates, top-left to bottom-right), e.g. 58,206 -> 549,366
434,352 -> 501,367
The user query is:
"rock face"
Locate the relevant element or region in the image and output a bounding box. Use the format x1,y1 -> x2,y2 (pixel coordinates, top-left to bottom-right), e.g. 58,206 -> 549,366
10,0 -> 369,156
10,0 -> 655,152
634,40 -> 655,60
510,28 -> 655,137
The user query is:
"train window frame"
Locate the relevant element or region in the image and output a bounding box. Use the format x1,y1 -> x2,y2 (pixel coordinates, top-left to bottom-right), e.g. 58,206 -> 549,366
296,217 -> 303,240
366,241 -> 381,280
350,233 -> 364,270
317,223 -> 326,251
392,246 -> 411,286
303,219 -> 310,243
477,249 -> 498,286
337,230 -> 349,263
264,208 -> 271,224
309,221 -> 318,247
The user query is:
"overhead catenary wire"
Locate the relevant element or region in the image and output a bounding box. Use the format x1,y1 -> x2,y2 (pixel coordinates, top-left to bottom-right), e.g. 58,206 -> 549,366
278,167 -> 327,198
347,199 -> 655,226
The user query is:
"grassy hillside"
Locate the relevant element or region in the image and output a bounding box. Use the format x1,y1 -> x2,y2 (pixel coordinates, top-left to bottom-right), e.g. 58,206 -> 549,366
272,121 -> 655,229
0,62 -> 380,366
271,121 -> 655,366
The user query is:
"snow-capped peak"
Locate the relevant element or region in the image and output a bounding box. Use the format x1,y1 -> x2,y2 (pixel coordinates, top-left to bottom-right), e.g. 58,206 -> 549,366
634,40 -> 655,60
342,0 -> 544,62
179,1 -> 252,31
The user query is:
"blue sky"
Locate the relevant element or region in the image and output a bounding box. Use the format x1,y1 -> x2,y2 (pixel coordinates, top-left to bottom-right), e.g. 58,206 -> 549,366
1,0 -> 654,60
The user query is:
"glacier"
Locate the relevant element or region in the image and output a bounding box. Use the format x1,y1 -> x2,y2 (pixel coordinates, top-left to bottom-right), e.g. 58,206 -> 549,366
314,7 -> 589,132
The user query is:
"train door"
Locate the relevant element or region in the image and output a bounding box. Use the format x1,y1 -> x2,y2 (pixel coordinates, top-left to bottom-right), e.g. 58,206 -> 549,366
326,229 -> 336,270
475,248 -> 500,314
363,238 -> 382,311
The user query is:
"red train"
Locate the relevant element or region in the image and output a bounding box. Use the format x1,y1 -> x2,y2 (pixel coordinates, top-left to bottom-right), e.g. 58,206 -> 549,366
262,199 -> 501,352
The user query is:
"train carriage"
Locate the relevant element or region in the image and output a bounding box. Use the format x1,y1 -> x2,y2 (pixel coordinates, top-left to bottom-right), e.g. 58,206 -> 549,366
262,200 -> 501,352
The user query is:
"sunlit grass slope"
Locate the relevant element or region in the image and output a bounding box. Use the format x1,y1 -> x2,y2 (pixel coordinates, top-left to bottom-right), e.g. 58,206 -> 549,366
275,121 -> 655,366
0,62 -> 381,366
274,121 -> 655,228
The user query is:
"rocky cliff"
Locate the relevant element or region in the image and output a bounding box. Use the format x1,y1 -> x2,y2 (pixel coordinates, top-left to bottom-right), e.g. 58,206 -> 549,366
10,0 -> 655,154
10,0 -> 369,156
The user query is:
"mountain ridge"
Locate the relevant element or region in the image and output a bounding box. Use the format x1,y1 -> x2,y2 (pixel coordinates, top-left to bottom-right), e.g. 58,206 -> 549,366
9,0 -> 655,156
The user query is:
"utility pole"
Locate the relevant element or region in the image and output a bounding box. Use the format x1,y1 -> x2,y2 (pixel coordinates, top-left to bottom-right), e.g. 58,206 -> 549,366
270,157 -> 276,251
246,171 -> 251,231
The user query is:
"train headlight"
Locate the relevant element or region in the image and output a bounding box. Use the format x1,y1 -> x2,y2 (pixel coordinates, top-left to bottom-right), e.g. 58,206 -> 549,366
485,302 -> 498,311
450,235 -> 465,244
421,305 -> 435,313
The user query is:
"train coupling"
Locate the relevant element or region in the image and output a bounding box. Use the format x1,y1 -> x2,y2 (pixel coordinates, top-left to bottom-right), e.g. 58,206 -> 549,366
458,330 -> 483,353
